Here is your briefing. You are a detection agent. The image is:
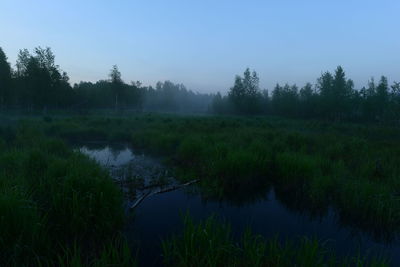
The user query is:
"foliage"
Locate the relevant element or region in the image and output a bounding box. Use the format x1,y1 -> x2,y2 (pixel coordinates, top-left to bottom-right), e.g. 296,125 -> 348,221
228,68 -> 263,114
213,66 -> 400,122
0,46 -> 214,114
2,46 -> 400,121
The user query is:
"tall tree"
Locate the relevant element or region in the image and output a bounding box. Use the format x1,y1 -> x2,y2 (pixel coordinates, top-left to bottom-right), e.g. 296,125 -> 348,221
228,75 -> 245,112
363,78 -> 377,119
317,66 -> 353,120
317,71 -> 334,118
109,65 -> 124,110
228,68 -> 262,114
299,82 -> 315,117
16,49 -> 30,77
271,83 -> 299,117
332,66 -> 348,119
0,47 -> 12,108
376,76 -> 389,118
13,47 -> 71,110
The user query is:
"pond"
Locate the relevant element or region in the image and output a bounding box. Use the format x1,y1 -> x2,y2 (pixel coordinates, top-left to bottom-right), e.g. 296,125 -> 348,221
79,143 -> 400,266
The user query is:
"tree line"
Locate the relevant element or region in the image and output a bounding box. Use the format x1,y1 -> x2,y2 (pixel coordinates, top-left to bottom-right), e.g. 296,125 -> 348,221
0,47 -> 213,113
1,46 -> 399,121
213,67 -> 400,122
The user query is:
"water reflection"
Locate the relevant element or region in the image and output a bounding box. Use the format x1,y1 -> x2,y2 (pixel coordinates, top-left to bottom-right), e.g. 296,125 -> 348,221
197,177 -> 272,206
78,143 -> 134,166
79,144 -> 400,266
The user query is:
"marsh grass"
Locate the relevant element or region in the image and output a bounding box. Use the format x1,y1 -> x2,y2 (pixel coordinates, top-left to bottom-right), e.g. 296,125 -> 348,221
16,114 -> 400,236
54,236 -> 136,267
162,215 -> 389,267
0,127 -> 133,266
3,114 -> 400,264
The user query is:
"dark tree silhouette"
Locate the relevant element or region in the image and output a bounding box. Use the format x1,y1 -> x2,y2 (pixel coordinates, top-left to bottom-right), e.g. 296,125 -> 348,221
12,47 -> 73,111
212,65 -> 400,122
0,48 -> 12,109
1,46 -> 400,121
228,68 -> 262,114
109,65 -> 124,110
376,76 -> 389,118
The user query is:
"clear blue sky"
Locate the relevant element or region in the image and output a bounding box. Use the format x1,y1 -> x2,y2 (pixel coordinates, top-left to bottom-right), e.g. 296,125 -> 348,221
1,0 -> 399,93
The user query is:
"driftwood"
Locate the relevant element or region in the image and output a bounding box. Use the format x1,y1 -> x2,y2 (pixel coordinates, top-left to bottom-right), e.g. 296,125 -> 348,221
130,179 -> 199,209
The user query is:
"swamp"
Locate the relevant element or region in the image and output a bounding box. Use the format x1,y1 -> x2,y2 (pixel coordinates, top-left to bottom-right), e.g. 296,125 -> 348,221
1,114 -> 399,266
1,2 -> 400,265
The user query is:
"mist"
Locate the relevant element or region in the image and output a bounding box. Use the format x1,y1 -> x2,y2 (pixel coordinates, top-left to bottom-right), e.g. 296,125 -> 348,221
1,46 -> 399,122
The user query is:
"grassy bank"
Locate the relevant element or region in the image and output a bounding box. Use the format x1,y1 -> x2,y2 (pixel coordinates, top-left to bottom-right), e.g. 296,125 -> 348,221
0,126 -> 135,266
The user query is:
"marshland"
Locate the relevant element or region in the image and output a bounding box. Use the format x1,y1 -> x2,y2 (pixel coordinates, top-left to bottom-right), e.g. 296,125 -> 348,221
2,1 -> 400,266
1,113 -> 399,266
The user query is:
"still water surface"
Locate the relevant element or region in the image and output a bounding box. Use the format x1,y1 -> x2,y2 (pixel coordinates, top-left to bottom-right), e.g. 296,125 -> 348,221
79,143 -> 400,266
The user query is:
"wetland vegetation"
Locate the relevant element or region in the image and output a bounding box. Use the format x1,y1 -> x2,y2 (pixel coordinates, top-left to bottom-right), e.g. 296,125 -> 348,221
0,126 -> 135,266
1,114 -> 399,266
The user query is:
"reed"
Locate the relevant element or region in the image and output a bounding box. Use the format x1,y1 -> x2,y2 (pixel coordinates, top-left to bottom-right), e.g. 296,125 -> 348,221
162,215 -> 389,267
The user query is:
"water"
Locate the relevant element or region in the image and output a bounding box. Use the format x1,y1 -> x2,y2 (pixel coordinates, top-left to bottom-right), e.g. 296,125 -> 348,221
79,143 -> 400,266
79,145 -> 134,166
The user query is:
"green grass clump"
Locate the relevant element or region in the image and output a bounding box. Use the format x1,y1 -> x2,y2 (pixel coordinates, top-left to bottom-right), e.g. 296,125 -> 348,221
56,237 -> 136,267
162,215 -> 235,267
0,188 -> 47,265
275,152 -> 319,184
0,128 -> 133,266
162,215 -> 389,267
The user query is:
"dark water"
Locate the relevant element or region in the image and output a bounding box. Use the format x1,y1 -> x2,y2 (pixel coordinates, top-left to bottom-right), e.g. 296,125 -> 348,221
79,144 -> 400,266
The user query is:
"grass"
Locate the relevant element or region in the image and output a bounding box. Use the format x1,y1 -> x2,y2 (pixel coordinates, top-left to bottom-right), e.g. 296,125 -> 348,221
2,113 -> 400,264
10,114 -> 400,236
0,126 -> 135,266
110,114 -> 400,238
162,214 -> 389,267
55,236 -> 136,267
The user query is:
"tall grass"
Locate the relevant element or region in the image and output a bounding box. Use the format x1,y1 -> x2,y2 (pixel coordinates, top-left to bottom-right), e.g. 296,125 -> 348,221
15,114 -> 400,235
0,127 -> 134,266
3,114 -> 400,263
124,115 -> 400,238
162,215 -> 389,267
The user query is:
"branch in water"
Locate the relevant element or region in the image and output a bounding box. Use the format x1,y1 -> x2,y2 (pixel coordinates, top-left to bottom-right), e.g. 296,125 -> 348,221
130,179 -> 199,209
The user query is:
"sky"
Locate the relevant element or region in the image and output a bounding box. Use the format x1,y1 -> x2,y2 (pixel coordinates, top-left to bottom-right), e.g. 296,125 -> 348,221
1,0 -> 399,93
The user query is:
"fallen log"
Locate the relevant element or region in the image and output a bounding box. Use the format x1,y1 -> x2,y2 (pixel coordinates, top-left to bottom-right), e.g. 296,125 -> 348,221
130,179 -> 199,209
